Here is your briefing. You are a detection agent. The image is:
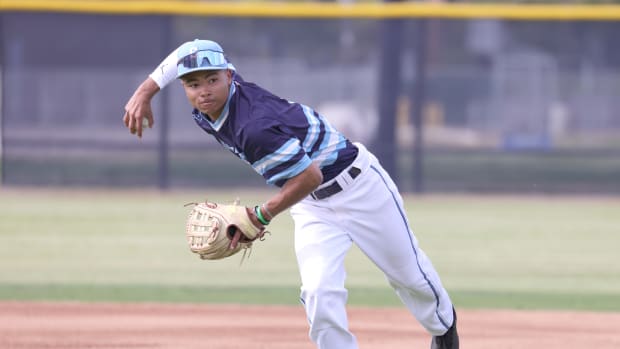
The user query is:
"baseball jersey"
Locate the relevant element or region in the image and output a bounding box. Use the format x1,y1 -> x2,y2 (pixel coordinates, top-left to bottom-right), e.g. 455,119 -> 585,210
192,74 -> 359,187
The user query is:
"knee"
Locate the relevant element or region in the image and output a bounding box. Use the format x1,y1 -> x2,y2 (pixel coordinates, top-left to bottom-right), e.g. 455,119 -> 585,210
388,271 -> 429,291
301,286 -> 348,331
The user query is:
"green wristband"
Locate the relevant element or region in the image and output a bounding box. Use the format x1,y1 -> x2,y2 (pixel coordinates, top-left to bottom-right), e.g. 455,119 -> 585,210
254,205 -> 270,225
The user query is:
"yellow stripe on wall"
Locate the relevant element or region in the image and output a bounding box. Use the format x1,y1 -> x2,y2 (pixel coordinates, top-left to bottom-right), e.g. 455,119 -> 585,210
1,0 -> 620,21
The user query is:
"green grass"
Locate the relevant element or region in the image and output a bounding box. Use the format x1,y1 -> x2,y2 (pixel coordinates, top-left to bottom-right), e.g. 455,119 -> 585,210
1,189 -> 619,311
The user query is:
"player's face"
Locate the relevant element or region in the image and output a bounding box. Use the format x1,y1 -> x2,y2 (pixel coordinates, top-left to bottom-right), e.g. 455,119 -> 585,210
181,69 -> 233,120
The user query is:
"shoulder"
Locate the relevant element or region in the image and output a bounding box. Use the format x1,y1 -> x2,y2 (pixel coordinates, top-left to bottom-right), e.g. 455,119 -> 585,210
233,85 -> 293,127
234,75 -> 288,108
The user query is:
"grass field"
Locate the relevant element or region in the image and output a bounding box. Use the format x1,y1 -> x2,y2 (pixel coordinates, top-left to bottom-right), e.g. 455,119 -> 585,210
1,188 -> 619,311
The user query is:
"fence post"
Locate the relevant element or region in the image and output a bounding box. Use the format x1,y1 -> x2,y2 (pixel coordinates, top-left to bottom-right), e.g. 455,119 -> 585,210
157,15 -> 172,191
375,0 -> 404,185
411,19 -> 428,193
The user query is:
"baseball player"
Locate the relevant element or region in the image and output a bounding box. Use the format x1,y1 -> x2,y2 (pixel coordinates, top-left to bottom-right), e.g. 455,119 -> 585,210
123,39 -> 459,349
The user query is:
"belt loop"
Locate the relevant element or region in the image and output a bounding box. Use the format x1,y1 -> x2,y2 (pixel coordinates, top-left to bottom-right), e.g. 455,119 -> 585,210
348,166 -> 361,179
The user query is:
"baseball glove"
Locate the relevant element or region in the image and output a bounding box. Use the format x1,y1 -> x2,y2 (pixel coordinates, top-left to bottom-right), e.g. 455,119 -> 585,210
185,199 -> 267,261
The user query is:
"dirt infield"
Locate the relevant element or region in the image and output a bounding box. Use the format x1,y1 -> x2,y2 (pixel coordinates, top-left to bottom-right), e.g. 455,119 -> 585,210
1,302 -> 619,349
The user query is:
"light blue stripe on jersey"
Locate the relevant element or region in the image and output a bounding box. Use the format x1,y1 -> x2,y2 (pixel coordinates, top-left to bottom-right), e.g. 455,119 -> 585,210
252,138 -> 302,175
312,115 -> 347,168
317,131 -> 346,167
299,103 -> 346,168
266,155 -> 312,185
301,104 -> 321,151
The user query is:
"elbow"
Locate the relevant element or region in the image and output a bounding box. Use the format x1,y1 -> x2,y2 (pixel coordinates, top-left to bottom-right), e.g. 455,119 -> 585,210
312,170 -> 323,189
291,163 -> 322,193
302,163 -> 323,192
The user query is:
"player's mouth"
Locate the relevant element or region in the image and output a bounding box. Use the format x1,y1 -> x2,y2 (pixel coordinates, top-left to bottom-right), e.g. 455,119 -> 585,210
198,100 -> 215,109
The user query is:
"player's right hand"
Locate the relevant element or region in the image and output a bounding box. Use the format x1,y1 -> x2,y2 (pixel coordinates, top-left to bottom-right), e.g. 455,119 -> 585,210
123,78 -> 159,138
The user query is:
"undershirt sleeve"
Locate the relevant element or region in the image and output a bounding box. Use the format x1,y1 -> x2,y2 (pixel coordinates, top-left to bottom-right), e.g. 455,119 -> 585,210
148,48 -> 179,89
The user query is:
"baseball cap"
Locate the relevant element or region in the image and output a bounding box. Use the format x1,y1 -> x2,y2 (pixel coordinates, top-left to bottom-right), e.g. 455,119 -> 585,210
176,39 -> 236,78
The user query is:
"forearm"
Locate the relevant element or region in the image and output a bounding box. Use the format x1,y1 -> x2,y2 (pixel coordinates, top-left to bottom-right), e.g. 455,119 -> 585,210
261,163 -> 323,220
135,77 -> 160,99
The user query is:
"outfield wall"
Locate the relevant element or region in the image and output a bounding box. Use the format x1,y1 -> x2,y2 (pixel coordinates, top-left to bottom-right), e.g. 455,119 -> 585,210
1,1 -> 619,193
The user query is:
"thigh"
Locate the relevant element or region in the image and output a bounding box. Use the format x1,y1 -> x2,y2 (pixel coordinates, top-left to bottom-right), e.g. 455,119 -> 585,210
340,163 -> 429,283
290,203 -> 353,289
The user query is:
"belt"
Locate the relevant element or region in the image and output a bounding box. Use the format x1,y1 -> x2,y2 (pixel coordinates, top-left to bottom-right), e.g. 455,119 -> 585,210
310,166 -> 361,200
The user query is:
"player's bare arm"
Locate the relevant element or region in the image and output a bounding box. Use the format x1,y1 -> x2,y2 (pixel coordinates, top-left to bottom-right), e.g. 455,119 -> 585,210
124,47 -> 179,138
259,162 -> 323,221
123,77 -> 160,138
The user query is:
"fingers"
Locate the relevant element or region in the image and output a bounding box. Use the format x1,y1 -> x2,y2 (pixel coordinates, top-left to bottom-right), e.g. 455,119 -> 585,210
123,107 -> 154,139
123,105 -> 138,136
229,230 -> 242,250
123,79 -> 159,138
123,91 -> 156,138
135,117 -> 143,138
131,112 -> 143,138
123,111 -> 130,127
144,115 -> 154,129
140,114 -> 154,137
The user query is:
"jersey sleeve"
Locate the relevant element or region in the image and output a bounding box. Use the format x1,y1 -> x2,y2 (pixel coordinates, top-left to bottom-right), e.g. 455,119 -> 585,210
241,119 -> 313,186
148,48 -> 179,88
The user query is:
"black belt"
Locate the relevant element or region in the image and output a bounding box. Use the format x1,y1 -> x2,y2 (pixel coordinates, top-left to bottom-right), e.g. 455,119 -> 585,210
310,166 -> 361,200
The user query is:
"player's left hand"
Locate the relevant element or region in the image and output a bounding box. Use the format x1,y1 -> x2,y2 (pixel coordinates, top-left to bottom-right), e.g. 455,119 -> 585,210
229,207 -> 266,249
185,200 -> 268,260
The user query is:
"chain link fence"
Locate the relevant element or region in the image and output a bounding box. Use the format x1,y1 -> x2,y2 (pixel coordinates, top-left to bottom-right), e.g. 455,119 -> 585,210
1,4 -> 619,193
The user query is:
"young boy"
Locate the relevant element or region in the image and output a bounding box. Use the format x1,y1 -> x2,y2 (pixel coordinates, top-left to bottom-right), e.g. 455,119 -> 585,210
123,39 -> 459,349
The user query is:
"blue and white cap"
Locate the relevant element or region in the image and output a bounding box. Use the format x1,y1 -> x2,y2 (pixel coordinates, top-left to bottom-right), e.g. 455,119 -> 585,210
176,39 -> 236,78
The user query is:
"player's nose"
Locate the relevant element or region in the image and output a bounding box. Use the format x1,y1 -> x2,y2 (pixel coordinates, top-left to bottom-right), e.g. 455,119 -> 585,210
198,86 -> 211,97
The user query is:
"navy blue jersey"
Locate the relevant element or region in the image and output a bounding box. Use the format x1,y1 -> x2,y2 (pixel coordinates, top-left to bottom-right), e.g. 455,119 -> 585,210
191,74 -> 358,187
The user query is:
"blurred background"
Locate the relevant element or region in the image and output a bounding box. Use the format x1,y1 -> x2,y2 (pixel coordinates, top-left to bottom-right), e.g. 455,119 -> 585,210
1,1 -> 619,320
1,0 -> 619,194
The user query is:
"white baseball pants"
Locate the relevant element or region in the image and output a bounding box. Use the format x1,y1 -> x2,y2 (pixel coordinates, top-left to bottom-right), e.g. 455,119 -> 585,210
290,143 -> 454,349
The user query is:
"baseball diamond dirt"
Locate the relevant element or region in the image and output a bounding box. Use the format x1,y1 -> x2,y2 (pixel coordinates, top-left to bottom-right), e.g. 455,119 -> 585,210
1,302 -> 619,349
